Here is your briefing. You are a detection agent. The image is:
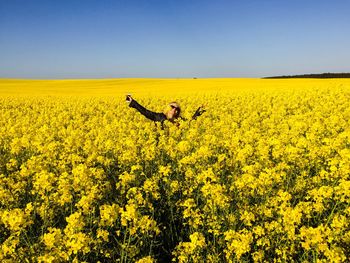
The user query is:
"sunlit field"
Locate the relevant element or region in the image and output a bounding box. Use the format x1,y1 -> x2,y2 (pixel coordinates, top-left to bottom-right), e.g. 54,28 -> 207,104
1,78 -> 350,262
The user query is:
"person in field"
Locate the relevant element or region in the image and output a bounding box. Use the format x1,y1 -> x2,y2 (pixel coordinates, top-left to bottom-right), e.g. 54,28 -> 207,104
126,95 -> 205,125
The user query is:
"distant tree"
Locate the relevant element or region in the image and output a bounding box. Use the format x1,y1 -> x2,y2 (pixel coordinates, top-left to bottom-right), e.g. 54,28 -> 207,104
263,72 -> 350,79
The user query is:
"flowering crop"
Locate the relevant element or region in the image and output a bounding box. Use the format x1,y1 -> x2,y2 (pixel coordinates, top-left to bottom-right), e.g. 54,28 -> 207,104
0,78 -> 350,262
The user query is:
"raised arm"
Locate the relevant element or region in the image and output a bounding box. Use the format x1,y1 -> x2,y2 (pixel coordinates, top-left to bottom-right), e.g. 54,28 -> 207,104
126,95 -> 166,122
192,105 -> 206,120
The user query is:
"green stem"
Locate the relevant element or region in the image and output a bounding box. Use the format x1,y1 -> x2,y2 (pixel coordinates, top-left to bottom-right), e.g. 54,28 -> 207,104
325,201 -> 339,226
121,230 -> 127,263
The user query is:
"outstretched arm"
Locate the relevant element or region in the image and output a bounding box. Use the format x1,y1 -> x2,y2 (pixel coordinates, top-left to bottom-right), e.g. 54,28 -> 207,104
126,95 -> 166,122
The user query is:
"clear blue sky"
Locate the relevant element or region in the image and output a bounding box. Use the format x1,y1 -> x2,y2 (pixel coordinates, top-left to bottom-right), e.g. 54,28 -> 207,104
1,0 -> 349,79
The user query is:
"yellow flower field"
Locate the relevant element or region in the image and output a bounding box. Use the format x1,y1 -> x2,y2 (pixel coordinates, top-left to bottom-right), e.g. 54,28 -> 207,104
0,78 -> 350,262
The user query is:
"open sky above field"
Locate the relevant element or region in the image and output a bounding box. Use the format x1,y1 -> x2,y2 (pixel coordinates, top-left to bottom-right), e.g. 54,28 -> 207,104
1,0 -> 350,79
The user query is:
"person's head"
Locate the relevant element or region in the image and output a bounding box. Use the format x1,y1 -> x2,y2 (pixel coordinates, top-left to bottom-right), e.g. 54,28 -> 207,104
164,102 -> 181,121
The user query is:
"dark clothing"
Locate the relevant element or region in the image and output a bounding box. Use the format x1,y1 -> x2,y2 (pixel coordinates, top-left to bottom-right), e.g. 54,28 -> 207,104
129,100 -> 168,122
129,99 -> 205,123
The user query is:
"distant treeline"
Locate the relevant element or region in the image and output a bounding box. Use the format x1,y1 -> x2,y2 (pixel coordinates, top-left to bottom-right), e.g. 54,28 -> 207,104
263,73 -> 350,79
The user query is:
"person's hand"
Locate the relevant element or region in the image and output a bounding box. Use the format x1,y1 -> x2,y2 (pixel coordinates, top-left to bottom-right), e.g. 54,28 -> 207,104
126,94 -> 133,102
197,105 -> 206,115
192,105 -> 206,120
